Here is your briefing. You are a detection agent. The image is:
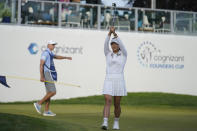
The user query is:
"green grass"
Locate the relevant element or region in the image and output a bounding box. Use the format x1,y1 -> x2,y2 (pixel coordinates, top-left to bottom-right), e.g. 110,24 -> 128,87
0,92 -> 197,131
52,92 -> 197,107
2,92 -> 197,107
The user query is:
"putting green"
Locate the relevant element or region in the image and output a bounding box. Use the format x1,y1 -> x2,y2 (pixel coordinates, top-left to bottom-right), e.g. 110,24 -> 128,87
0,104 -> 197,131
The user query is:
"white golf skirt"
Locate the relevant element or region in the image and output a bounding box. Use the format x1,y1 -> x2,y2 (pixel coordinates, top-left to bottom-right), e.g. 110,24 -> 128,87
103,74 -> 127,96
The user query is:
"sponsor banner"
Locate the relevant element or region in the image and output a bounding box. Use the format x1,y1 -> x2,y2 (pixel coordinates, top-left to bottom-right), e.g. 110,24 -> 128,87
137,41 -> 184,69
28,43 -> 83,55
0,25 -> 197,102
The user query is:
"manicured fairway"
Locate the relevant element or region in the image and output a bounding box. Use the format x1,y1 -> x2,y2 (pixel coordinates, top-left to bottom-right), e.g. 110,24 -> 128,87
0,104 -> 197,131
1,93 -> 197,131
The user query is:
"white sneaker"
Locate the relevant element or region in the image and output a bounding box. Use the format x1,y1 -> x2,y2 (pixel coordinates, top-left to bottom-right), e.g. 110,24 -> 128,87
43,110 -> 56,116
113,120 -> 120,130
33,102 -> 41,114
101,122 -> 108,130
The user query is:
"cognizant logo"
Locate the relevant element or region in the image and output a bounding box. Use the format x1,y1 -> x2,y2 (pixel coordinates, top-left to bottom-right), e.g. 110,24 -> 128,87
28,43 -> 83,55
137,41 -> 184,69
28,43 -> 39,55
40,45 -> 83,54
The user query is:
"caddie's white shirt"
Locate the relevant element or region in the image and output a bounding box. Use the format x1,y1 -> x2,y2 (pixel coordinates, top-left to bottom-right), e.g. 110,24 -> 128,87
104,36 -> 127,74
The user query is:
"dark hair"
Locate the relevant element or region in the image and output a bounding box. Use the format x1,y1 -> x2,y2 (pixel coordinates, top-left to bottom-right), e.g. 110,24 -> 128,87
110,42 -> 118,45
111,43 -> 120,51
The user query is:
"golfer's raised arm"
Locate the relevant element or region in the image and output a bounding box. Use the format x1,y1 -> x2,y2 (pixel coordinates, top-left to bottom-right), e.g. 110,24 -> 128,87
104,32 -> 111,56
114,33 -> 127,57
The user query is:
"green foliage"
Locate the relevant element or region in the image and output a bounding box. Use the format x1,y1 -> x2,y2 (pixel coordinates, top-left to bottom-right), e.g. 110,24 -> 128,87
1,8 -> 11,17
0,3 -> 3,9
0,2 -> 11,18
0,2 -> 4,18
194,22 -> 197,31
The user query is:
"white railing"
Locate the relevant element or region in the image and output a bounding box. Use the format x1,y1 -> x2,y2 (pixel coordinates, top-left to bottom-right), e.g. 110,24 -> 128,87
0,0 -> 197,35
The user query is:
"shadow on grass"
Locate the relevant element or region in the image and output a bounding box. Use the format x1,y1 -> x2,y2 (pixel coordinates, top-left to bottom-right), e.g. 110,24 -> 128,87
0,113 -> 86,131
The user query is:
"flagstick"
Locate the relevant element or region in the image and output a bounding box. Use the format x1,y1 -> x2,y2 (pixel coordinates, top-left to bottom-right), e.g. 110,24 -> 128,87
6,75 -> 80,88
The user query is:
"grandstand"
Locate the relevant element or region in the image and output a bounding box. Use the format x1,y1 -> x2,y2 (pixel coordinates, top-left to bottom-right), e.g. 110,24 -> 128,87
0,0 -> 196,35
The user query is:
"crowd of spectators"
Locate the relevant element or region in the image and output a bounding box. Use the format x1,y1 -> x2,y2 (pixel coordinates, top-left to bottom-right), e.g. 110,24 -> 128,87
0,0 -> 196,33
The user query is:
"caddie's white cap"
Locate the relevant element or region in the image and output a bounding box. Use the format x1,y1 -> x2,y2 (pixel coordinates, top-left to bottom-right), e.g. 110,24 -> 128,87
110,37 -> 119,45
47,40 -> 57,45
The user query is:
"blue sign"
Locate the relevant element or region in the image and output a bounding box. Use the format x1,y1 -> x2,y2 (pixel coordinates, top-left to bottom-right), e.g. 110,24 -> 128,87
28,43 -> 39,55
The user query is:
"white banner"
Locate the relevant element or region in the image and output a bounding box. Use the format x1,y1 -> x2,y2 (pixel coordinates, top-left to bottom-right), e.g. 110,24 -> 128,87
0,25 -> 197,102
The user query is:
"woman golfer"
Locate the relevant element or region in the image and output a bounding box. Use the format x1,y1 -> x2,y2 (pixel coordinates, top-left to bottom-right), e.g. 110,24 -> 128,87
102,27 -> 127,130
